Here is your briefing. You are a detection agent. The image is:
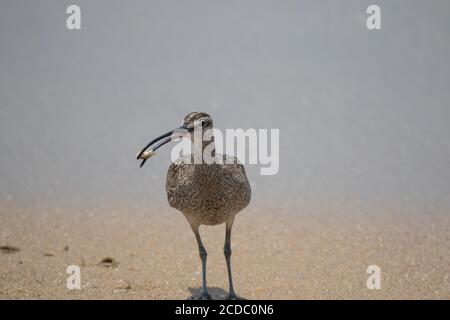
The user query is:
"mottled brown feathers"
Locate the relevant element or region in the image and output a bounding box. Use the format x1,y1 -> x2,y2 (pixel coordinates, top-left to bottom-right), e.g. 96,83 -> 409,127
166,154 -> 251,226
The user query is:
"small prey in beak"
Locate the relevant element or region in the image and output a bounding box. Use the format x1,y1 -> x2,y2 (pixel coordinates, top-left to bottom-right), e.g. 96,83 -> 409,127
137,125 -> 191,168
137,150 -> 155,160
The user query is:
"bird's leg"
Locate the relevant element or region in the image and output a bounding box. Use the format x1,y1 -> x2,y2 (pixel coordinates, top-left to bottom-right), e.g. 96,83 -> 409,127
191,224 -> 211,300
224,217 -> 243,300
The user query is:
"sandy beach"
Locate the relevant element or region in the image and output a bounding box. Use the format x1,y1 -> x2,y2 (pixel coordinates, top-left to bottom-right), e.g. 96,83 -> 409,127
1,201 -> 449,300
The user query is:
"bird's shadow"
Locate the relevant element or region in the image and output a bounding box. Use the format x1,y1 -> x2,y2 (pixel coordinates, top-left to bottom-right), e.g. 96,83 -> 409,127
187,287 -> 247,300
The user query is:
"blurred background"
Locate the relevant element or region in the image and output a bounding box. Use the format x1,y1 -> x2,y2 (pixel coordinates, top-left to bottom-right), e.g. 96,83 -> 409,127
1,0 -> 449,214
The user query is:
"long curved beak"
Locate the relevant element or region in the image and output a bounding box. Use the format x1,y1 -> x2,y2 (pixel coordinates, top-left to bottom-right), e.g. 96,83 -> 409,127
137,125 -> 190,168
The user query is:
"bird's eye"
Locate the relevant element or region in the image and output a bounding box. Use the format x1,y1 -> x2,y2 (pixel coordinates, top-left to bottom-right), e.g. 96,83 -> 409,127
201,121 -> 207,128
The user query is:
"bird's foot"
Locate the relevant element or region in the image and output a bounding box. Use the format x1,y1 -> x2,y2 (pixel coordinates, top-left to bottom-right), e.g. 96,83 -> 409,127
189,291 -> 212,300
225,292 -> 245,300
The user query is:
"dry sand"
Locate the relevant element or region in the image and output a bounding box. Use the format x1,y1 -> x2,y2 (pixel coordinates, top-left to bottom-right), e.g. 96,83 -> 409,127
1,201 -> 449,299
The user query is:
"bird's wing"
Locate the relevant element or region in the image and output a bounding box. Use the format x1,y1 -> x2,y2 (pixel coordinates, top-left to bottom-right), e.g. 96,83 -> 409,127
219,154 -> 248,178
165,155 -> 193,209
219,154 -> 252,210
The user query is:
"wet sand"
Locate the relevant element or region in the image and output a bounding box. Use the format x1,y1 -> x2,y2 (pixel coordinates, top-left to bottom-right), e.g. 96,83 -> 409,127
1,201 -> 449,299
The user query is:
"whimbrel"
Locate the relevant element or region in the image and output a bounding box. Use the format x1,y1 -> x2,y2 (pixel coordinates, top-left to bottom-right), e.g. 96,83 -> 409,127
137,112 -> 251,300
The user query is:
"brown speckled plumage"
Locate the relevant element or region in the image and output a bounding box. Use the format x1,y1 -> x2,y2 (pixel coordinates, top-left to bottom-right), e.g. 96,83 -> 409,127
166,154 -> 251,225
166,112 -> 251,226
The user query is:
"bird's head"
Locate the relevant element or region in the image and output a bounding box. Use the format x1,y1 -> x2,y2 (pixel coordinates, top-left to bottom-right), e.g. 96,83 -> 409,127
136,112 -> 213,167
182,112 -> 213,131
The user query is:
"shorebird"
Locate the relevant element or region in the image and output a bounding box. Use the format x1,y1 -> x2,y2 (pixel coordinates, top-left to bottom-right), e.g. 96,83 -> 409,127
137,112 -> 251,300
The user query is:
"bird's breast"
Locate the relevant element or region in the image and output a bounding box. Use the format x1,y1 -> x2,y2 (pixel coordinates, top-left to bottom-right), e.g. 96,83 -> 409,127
166,162 -> 251,225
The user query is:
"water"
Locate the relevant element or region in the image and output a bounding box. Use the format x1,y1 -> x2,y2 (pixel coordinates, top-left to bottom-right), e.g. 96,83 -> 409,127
1,1 -> 449,213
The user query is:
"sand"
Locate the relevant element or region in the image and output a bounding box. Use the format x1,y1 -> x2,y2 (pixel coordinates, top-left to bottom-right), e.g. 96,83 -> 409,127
1,201 -> 449,300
